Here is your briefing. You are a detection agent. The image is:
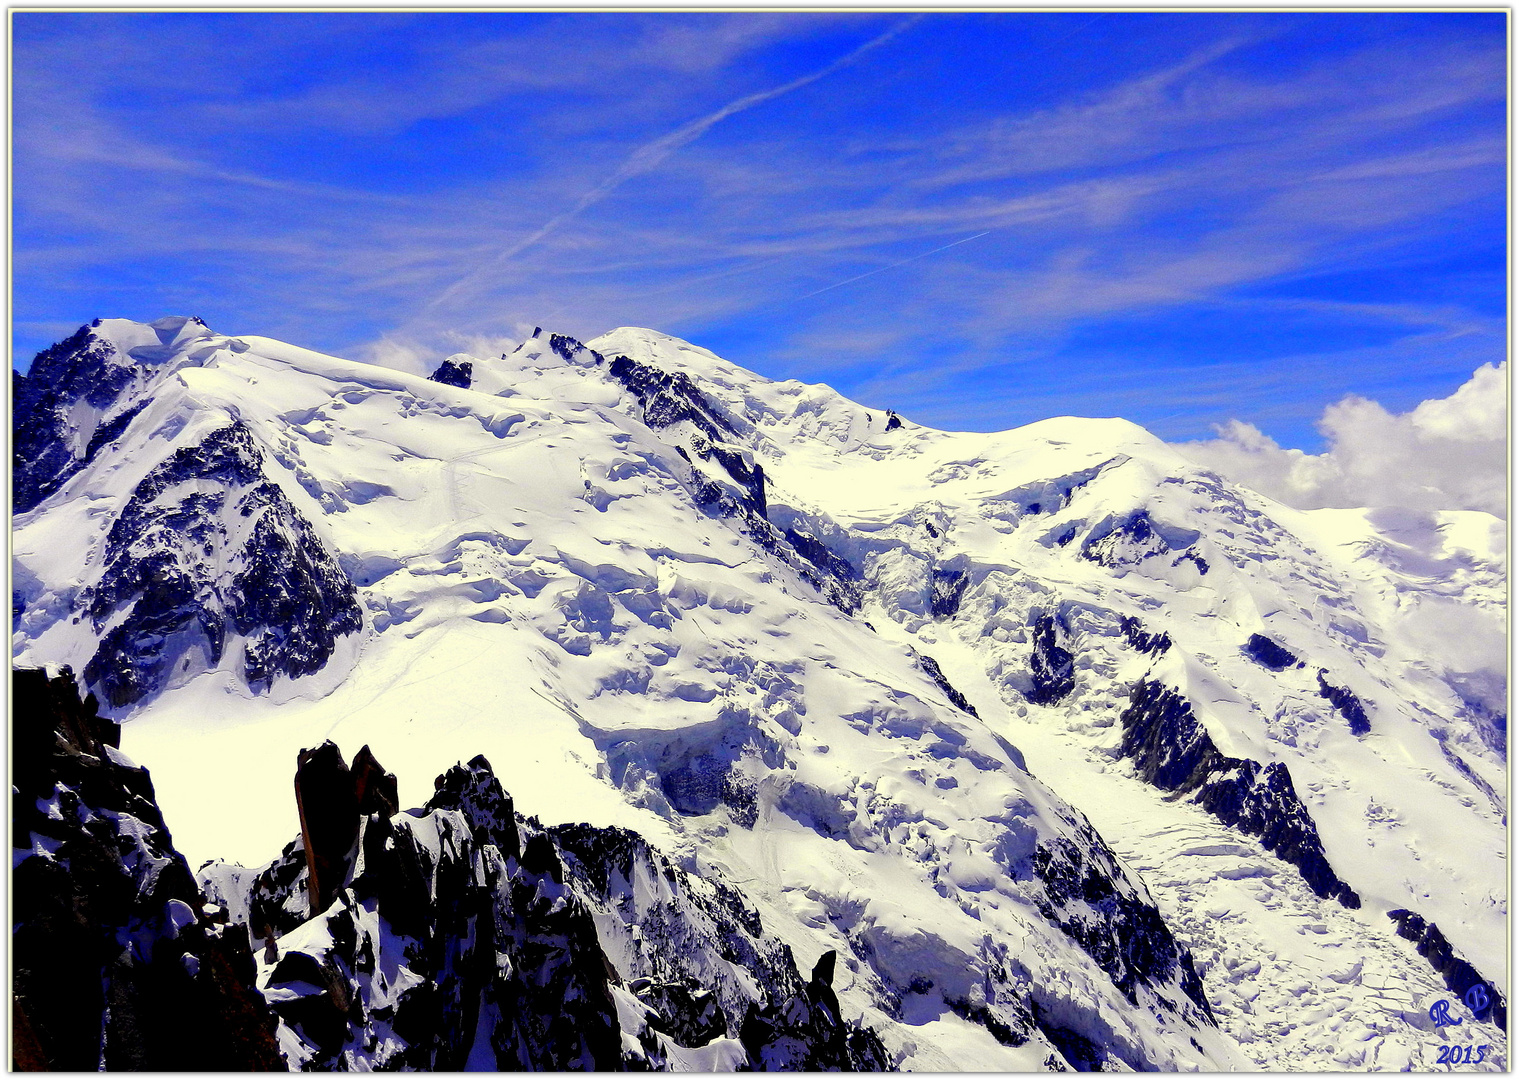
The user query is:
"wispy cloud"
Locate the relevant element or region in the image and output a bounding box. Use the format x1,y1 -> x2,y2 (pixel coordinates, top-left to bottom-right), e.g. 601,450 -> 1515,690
787,231 -> 991,304
12,12 -> 1504,449
418,16 -> 921,319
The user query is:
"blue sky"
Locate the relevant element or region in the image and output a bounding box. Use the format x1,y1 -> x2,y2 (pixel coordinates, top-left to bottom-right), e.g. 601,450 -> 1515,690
12,11 -> 1507,448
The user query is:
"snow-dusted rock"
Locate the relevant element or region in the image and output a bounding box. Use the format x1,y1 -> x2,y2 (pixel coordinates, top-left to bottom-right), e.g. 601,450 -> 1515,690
208,745 -> 890,1070
11,667 -> 282,1071
12,317 -> 1506,1070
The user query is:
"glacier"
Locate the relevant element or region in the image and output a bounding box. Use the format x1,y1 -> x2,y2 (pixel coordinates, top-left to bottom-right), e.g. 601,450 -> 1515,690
11,316 -> 1507,1070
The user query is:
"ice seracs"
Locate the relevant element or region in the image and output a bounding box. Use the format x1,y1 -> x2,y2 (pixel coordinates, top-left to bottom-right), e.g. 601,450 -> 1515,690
12,317 -> 1507,1071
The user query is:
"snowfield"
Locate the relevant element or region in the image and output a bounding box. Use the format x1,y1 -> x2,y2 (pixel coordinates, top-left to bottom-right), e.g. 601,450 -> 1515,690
13,317 -> 1507,1070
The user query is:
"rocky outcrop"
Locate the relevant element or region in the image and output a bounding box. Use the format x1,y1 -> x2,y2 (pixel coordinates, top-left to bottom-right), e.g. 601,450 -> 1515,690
1027,611 -> 1076,706
913,651 -> 980,717
11,667 -> 282,1071
13,689 -> 892,1073
1243,633 -> 1300,671
429,358 -> 473,388
1119,615 -> 1171,657
13,318 -> 218,515
1387,909 -> 1506,1028
1081,509 -> 1169,569
782,526 -> 860,595
1081,508 -> 1208,577
1118,680 -> 1360,908
607,351 -> 768,523
606,350 -> 867,615
208,750 -> 892,1070
1316,670 -> 1371,736
80,422 -> 362,706
608,353 -> 738,443
738,947 -> 889,1070
549,332 -> 594,364
294,742 -> 362,915
13,325 -> 136,513
1032,827 -> 1213,1018
551,821 -> 889,1070
929,567 -> 969,618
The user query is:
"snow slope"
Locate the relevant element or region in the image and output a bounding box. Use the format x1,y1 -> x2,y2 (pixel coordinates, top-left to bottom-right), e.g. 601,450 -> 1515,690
582,326 -> 1508,1070
13,319 -> 1506,1071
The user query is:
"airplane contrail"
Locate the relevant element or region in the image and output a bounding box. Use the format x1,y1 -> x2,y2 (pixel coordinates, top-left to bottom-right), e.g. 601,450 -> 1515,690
791,230 -> 992,303
423,16 -> 922,315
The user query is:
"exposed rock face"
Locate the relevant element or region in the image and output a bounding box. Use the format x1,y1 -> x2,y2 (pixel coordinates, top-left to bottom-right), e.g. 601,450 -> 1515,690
14,317 -> 216,514
13,680 -> 892,1073
1119,615 -> 1170,657
11,667 -> 282,1071
1032,827 -> 1212,1016
606,349 -> 866,615
1027,611 -> 1076,706
608,353 -> 738,443
929,567 -> 969,618
294,742 -> 362,915
764,523 -> 863,614
551,821 -> 889,1070
738,962 -> 889,1070
80,422 -> 363,706
1118,680 -> 1360,908
1081,509 -> 1167,569
1316,670 -> 1371,736
913,651 -> 980,718
1080,508 -> 1208,577
13,325 -> 135,513
549,332 -> 592,364
350,744 -> 400,817
427,752 -> 519,857
429,358 -> 473,388
207,752 -> 891,1070
1386,909 -> 1507,1028
1243,633 -> 1300,671
783,526 -> 860,594
607,349 -> 765,523
15,318 -> 361,708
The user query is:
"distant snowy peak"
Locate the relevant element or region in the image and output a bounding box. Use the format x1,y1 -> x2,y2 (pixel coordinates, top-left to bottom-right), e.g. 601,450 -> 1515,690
14,318 -> 1237,1068
13,316 -> 230,511
429,325 -> 612,404
590,327 -> 913,453
571,325 -> 1507,1013
11,316 -> 1508,1071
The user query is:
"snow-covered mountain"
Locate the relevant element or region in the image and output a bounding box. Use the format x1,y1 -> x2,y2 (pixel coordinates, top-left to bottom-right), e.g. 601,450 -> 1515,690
12,316 -> 1507,1070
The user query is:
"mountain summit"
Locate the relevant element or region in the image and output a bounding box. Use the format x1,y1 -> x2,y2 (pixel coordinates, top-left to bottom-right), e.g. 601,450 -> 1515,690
12,318 -> 1506,1071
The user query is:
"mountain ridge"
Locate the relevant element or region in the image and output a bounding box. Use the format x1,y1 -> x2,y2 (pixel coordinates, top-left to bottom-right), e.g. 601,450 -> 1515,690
12,316 -> 1506,1071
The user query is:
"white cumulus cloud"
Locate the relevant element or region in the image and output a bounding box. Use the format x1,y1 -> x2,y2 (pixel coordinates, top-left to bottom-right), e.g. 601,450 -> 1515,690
1175,362 -> 1507,517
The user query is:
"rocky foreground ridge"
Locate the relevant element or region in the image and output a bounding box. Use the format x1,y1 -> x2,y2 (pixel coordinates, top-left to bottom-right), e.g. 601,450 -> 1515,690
13,666 -> 890,1071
